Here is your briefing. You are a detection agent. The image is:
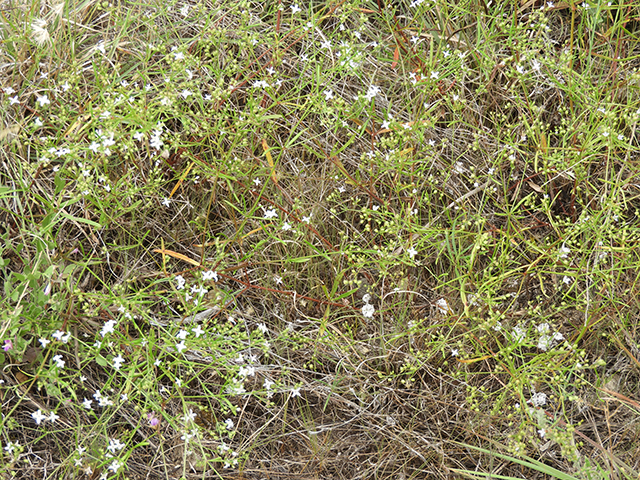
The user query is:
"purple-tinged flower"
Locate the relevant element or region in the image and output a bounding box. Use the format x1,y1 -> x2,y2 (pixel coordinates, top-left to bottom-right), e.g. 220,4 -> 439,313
147,412 -> 160,427
2,339 -> 12,352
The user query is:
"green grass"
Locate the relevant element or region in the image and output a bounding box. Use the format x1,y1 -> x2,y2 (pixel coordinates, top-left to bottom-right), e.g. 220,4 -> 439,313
1,0 -> 640,478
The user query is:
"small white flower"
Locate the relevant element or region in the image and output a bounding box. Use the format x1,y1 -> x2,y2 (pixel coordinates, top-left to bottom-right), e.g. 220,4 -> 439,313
183,409 -> 197,423
364,85 -> 380,101
112,354 -> 125,370
264,208 -> 278,219
558,244 -> 571,259
174,275 -> 186,290
190,325 -> 204,338
361,303 -> 375,318
202,270 -> 218,281
48,411 -> 60,423
82,398 -> 93,410
290,386 -> 301,397
324,89 -> 334,100
107,438 -> 126,454
108,459 -> 123,473
407,246 -> 417,259
175,341 -> 187,353
512,325 -> 527,343
52,354 -> 65,369
162,197 -> 171,207
430,71 -> 439,80
3,441 -> 19,455
225,418 -> 234,430
100,320 -> 117,337
176,329 -> 189,340
36,94 -> 50,107
257,323 -> 268,334
32,409 -> 47,425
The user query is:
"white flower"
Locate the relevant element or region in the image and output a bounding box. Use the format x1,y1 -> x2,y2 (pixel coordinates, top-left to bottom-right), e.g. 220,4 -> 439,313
176,329 -> 189,340
174,275 -> 186,290
362,303 -> 375,318
290,386 -> 301,397
202,270 -> 218,281
430,71 -> 439,80
257,323 -> 268,334
183,409 -> 197,423
175,341 -> 187,353
100,320 -> 117,337
3,441 -> 19,455
364,85 -> 380,101
98,394 -> 113,407
180,89 -> 193,99
512,325 -> 527,343
107,438 -> 126,454
407,246 -> 417,259
264,208 -> 278,219
51,330 -> 68,342
161,197 -> 171,207
291,4 -> 301,13
36,94 -> 50,106
52,354 -> 65,368
282,222 -> 292,231
324,89 -> 334,100
112,354 -> 124,370
82,398 -> 93,410
108,459 -> 123,473
558,244 -> 571,258
32,409 -> 47,425
48,411 -> 60,423
192,325 -> 205,338
225,418 -> 234,430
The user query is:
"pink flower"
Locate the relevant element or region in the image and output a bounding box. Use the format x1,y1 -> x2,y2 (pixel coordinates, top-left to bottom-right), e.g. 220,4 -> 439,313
2,340 -> 12,352
147,413 -> 160,427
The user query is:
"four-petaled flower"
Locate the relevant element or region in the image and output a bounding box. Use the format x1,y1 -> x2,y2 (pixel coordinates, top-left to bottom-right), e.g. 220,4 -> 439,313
52,354 -> 65,368
32,409 -> 47,425
112,354 -> 125,370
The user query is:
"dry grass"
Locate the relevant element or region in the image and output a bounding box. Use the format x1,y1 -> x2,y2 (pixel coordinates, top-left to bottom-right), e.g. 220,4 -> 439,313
1,0 -> 640,479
